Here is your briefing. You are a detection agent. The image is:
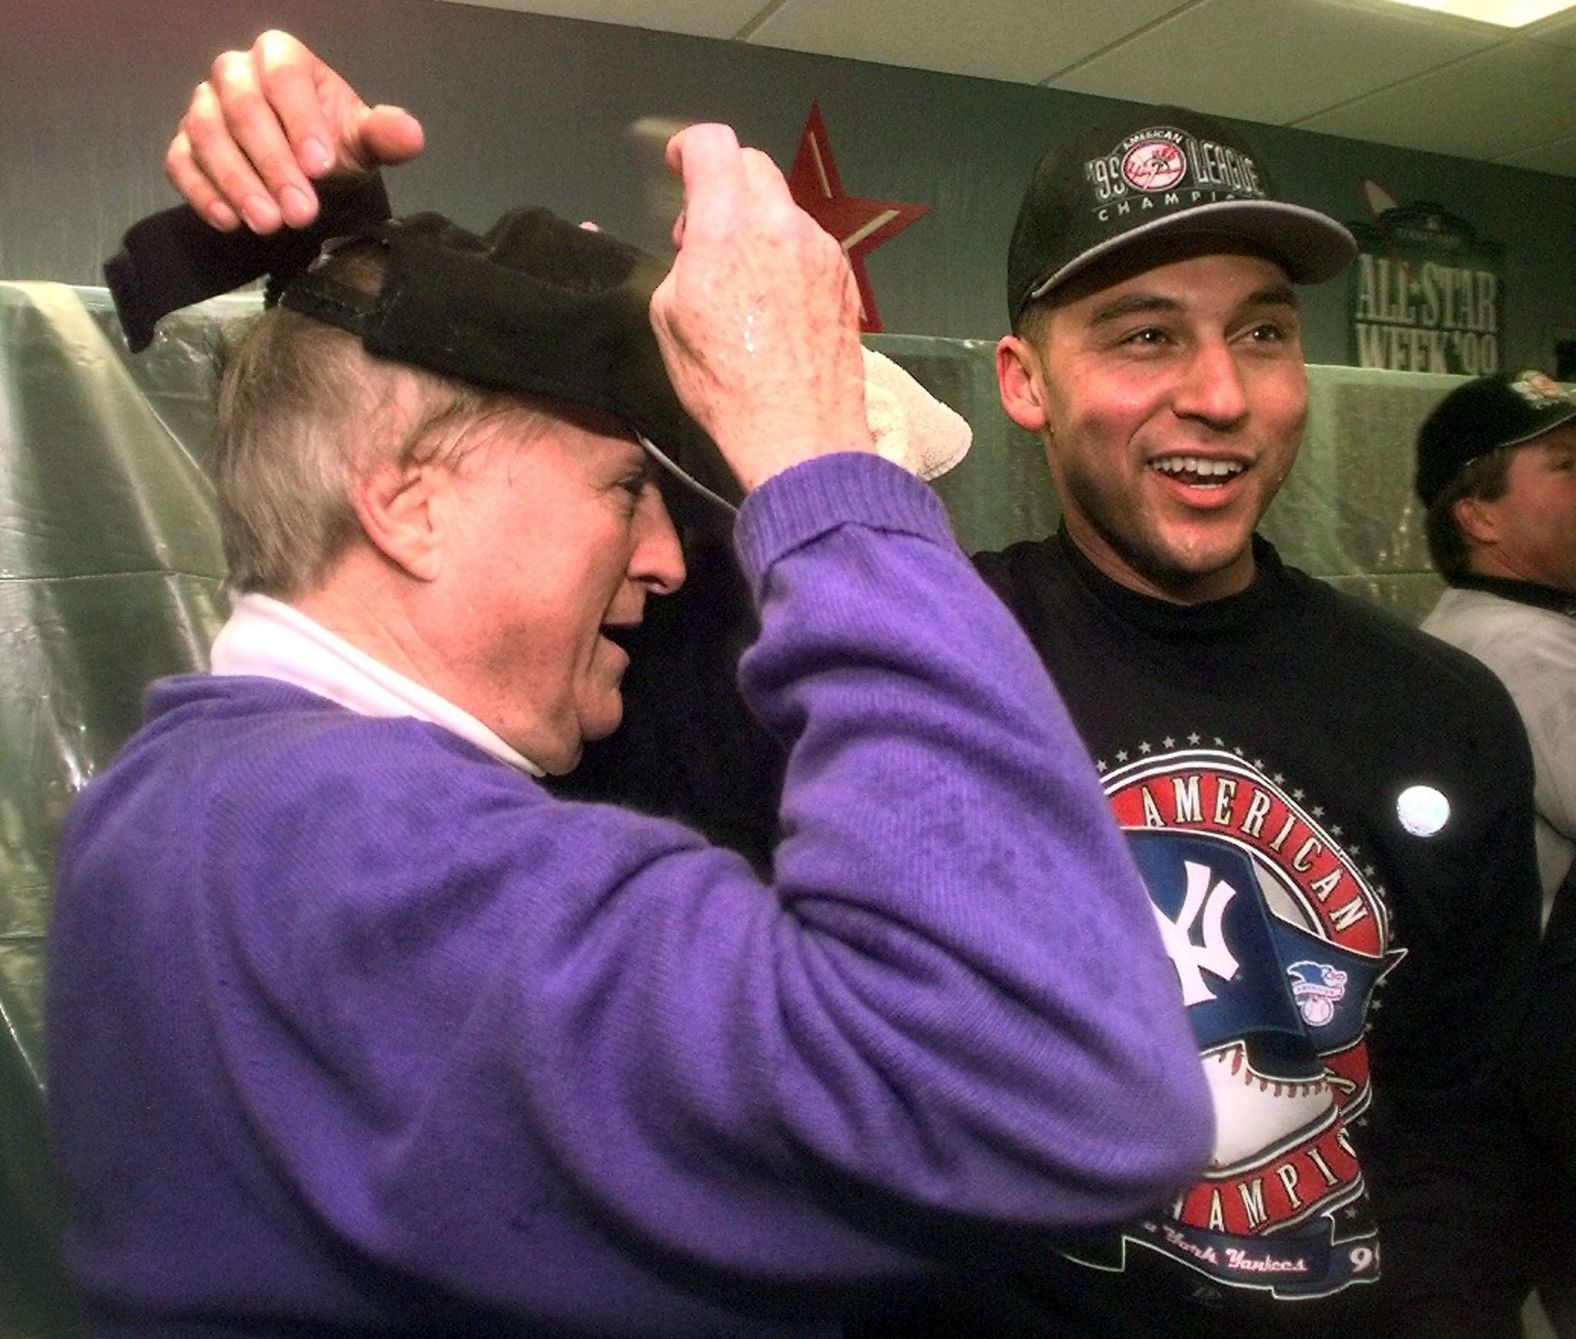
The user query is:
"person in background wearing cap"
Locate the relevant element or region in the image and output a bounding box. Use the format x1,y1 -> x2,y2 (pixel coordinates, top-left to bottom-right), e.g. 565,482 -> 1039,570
926,107 -> 1540,1338
43,32 -> 1212,1339
1413,369 -> 1576,1334
1416,371 -> 1576,925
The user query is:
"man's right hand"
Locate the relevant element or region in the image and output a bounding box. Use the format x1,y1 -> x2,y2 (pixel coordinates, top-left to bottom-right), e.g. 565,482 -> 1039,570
650,124 -> 875,494
167,30 -> 424,235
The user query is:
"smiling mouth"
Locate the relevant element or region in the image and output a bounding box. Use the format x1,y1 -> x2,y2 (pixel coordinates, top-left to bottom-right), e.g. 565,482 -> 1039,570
1150,455 -> 1246,487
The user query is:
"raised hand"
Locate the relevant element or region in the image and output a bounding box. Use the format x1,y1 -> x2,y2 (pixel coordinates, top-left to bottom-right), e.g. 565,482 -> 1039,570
167,30 -> 424,234
649,124 -> 874,493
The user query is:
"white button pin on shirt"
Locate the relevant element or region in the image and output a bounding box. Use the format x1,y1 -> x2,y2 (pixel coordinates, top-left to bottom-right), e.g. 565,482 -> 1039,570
1397,784 -> 1450,837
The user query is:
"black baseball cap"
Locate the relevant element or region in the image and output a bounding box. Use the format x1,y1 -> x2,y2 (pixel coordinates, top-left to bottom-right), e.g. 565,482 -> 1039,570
1007,105 -> 1356,323
1414,370 -> 1576,506
281,208 -> 742,509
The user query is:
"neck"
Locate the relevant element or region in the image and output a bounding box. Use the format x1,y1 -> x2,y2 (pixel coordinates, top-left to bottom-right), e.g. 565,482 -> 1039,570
1467,552 -> 1573,596
211,593 -> 545,776
1456,554 -> 1569,595
1064,522 -> 1259,606
293,571 -> 439,694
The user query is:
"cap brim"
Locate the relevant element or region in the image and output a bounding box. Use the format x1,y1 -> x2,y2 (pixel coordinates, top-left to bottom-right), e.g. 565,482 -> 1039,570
1498,403 -> 1576,453
1025,200 -> 1357,308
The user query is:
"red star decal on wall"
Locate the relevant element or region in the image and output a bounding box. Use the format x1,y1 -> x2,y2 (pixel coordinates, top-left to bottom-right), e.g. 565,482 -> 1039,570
786,103 -> 929,333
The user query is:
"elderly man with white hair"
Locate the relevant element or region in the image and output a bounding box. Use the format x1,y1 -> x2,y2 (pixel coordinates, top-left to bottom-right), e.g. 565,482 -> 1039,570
44,33 -> 1209,1339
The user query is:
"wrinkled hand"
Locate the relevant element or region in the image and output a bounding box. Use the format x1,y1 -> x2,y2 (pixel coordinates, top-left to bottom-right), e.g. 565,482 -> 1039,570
649,124 -> 874,494
167,30 -> 424,234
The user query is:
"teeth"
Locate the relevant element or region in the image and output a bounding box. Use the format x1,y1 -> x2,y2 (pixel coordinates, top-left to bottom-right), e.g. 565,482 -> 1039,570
1152,456 -> 1244,480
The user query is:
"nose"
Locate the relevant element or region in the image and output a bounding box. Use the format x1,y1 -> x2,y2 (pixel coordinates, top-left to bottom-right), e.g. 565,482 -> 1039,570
631,486 -> 686,595
1172,338 -> 1249,431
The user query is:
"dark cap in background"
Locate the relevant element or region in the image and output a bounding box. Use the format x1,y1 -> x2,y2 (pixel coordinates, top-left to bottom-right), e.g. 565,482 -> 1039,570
1414,370 -> 1576,506
1007,105 -> 1356,323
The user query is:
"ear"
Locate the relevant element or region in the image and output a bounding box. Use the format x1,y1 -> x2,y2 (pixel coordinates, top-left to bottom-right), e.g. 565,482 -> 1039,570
1451,493 -> 1500,548
996,334 -> 1049,434
348,460 -> 449,583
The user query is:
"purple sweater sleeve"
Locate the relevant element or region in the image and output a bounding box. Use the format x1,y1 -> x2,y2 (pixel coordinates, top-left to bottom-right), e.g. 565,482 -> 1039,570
621,455 -> 1211,1237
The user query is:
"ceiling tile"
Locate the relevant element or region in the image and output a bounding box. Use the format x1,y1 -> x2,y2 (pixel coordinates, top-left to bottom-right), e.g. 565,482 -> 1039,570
1495,132 -> 1576,172
433,0 -> 765,39
1298,39 -> 1576,159
746,0 -> 1189,85
428,0 -> 1576,176
1045,0 -> 1497,123
1525,6 -> 1576,45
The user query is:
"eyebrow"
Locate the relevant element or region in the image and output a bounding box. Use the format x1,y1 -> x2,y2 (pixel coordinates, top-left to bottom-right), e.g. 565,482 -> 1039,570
1247,283 -> 1300,313
1087,284 -> 1300,329
625,448 -> 661,483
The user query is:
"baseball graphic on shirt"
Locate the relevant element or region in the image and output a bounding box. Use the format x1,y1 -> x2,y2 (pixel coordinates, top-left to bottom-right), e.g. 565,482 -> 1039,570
1088,747 -> 1401,1298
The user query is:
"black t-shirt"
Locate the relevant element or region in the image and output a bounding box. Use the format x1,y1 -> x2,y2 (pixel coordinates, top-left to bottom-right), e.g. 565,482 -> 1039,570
955,528 -> 1540,1338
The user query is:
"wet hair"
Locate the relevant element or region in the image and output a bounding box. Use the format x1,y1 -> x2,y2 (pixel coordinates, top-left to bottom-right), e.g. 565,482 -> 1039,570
1424,445 -> 1514,582
213,243 -> 546,596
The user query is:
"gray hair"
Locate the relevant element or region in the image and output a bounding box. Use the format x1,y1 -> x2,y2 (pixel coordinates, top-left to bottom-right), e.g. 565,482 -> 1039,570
213,244 -> 547,597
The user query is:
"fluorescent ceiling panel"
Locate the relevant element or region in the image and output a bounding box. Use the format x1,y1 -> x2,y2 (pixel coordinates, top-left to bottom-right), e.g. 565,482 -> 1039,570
1378,0 -> 1576,26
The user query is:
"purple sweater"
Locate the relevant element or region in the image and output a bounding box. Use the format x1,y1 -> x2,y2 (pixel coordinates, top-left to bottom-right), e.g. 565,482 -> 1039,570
47,454 -> 1209,1336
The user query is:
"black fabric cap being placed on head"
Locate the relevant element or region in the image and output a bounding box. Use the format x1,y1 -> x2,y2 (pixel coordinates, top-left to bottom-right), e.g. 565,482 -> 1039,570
1007,105 -> 1357,323
1414,370 -> 1576,505
280,208 -> 741,507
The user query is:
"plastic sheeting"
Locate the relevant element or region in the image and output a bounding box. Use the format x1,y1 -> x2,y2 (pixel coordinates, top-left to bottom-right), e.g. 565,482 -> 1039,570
0,282 -> 236,1337
0,283 -> 1464,1333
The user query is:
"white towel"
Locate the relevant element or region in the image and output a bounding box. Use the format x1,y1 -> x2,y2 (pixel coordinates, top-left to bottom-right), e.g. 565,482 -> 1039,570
861,346 -> 972,481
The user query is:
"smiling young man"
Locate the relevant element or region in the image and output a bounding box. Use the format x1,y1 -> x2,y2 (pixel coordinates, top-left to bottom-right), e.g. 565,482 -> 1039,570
958,108 -> 1544,1338
1000,239 -> 1306,604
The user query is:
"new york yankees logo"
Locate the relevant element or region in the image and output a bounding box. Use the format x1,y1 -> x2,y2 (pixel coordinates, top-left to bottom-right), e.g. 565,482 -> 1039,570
1062,747 -> 1400,1300
1151,859 -> 1241,1006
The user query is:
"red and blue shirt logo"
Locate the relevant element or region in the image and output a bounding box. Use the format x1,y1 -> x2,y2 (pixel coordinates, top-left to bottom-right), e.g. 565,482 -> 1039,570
1066,747 -> 1403,1299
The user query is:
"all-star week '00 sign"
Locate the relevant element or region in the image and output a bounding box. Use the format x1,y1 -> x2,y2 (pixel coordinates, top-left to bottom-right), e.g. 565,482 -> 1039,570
1348,184 -> 1504,376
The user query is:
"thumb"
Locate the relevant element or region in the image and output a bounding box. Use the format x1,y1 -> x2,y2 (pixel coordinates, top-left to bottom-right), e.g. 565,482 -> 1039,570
349,104 -> 426,172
